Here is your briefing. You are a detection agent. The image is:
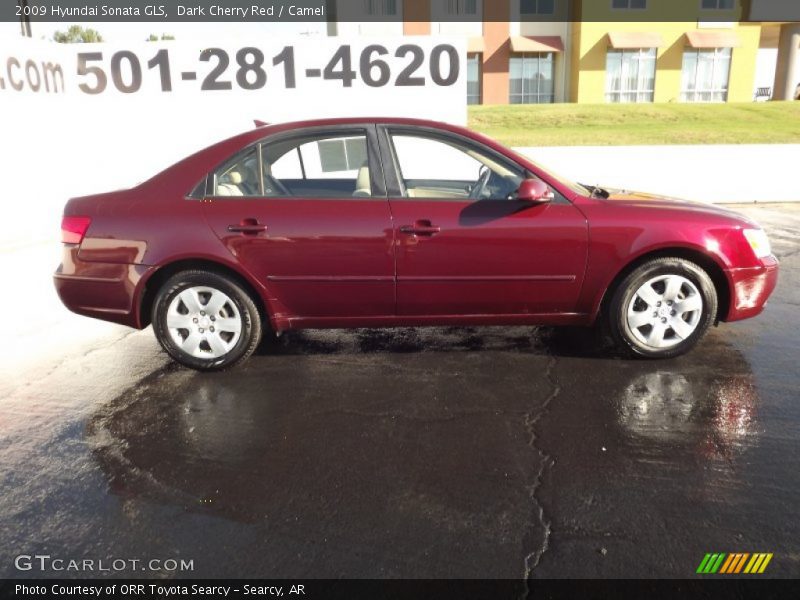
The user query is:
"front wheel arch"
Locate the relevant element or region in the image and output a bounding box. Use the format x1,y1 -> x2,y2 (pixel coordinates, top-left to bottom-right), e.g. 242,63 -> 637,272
596,247 -> 730,326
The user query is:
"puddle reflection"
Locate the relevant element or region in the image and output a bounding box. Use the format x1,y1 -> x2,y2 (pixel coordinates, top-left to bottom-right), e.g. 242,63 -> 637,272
88,327 -> 761,522
615,342 -> 759,461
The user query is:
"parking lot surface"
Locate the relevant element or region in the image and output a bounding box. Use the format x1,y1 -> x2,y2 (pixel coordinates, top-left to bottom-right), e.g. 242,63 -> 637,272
0,204 -> 798,579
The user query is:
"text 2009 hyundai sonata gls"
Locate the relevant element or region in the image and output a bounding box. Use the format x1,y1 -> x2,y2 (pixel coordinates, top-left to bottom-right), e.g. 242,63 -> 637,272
55,118 -> 778,370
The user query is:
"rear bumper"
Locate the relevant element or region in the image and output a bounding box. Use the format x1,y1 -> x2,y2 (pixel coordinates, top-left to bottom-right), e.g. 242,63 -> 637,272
724,255 -> 779,322
54,245 -> 151,329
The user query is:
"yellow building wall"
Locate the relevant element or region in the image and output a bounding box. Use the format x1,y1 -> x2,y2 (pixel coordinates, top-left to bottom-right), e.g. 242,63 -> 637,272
570,21 -> 762,104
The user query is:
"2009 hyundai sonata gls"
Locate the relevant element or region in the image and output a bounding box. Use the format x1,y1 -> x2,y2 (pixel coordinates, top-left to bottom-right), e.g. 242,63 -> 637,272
55,118 -> 778,370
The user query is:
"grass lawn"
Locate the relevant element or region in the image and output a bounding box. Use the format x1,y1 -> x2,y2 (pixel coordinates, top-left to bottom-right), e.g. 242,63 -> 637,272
468,102 -> 800,147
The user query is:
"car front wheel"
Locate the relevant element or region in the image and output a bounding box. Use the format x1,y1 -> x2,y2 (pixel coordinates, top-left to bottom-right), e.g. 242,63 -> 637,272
152,270 -> 262,370
608,257 -> 718,358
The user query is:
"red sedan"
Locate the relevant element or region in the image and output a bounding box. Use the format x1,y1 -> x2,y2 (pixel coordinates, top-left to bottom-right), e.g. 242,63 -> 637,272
55,118 -> 778,370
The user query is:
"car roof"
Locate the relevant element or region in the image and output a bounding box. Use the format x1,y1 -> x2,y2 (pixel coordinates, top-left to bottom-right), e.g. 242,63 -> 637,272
253,116 -> 468,135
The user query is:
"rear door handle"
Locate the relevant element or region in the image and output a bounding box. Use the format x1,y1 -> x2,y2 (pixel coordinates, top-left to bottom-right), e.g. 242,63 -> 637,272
227,219 -> 267,235
400,220 -> 441,236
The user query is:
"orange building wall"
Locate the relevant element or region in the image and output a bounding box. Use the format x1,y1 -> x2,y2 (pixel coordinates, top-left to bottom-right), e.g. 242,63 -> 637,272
403,0 -> 431,36
482,1 -> 511,105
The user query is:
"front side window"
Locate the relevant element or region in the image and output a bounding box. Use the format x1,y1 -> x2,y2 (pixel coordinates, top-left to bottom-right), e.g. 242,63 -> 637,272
510,53 -> 555,104
520,0 -> 555,14
388,131 -> 524,201
605,48 -> 656,103
467,54 -> 481,105
680,47 -> 731,102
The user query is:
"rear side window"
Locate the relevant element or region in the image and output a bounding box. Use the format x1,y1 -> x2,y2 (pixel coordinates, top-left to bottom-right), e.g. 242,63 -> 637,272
212,147 -> 261,197
264,131 -> 373,199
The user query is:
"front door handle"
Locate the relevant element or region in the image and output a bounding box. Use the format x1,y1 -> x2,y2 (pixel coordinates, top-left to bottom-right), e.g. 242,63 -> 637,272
227,218 -> 267,235
400,220 -> 441,236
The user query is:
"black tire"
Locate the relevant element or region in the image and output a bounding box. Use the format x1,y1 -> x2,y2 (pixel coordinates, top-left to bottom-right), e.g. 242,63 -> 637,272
152,270 -> 262,371
607,258 -> 717,359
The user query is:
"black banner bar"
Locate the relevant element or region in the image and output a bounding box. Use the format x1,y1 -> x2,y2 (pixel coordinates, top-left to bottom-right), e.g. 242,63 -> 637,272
4,0 -> 800,24
2,579 -> 800,600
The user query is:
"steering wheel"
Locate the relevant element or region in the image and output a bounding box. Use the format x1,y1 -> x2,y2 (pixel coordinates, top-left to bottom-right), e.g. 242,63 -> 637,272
469,165 -> 492,200
264,172 -> 291,197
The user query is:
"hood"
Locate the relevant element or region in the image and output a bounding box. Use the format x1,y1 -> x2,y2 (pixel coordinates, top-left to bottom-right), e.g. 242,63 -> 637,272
596,186 -> 758,226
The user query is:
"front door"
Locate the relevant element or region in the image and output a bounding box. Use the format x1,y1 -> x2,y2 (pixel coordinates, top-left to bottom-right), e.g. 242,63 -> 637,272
378,127 -> 589,316
201,125 -> 394,319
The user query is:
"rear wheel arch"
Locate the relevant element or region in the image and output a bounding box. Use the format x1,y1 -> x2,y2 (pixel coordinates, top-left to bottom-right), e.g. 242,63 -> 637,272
138,258 -> 269,329
596,247 -> 731,325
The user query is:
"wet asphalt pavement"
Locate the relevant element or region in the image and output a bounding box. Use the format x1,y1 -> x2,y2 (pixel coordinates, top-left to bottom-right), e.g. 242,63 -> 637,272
0,204 -> 798,580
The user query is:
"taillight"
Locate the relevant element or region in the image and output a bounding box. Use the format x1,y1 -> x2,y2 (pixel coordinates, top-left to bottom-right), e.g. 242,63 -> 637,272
61,216 -> 92,244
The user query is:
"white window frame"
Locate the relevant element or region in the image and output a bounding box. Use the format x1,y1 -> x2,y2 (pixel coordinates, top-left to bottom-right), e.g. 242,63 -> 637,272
509,53 -> 556,104
467,53 -> 482,105
680,47 -> 732,103
605,48 -> 656,103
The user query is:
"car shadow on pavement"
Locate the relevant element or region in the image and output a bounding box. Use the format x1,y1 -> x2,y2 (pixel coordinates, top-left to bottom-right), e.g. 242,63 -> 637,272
254,325 -> 617,360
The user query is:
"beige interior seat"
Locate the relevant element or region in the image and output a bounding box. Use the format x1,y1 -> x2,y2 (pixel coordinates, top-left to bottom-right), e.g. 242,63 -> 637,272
216,171 -> 244,196
352,162 -> 371,198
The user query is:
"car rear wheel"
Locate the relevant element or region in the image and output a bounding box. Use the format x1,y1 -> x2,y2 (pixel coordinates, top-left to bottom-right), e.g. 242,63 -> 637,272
607,258 -> 718,358
152,270 -> 262,370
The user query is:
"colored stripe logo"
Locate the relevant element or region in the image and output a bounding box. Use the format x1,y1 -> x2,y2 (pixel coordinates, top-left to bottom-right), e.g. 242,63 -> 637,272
696,553 -> 773,574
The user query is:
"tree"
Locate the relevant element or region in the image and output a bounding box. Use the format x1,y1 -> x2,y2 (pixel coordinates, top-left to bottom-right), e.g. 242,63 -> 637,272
53,25 -> 103,43
147,34 -> 175,41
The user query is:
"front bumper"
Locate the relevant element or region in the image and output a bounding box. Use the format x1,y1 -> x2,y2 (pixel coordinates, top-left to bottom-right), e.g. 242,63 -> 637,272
724,255 -> 779,322
54,245 -> 151,329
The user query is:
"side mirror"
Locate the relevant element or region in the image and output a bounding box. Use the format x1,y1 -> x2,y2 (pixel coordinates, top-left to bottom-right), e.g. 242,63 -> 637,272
516,179 -> 554,203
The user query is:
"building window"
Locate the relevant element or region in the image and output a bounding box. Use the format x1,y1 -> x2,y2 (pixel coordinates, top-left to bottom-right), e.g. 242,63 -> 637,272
701,0 -> 734,9
364,0 -> 398,16
520,0 -> 555,15
445,0 -> 478,15
611,0 -> 646,8
510,53 -> 555,104
680,47 -> 732,102
467,54 -> 482,105
605,48 -> 656,103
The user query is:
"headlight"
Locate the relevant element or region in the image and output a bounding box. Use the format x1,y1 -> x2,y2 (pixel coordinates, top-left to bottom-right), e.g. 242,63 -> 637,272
743,228 -> 772,259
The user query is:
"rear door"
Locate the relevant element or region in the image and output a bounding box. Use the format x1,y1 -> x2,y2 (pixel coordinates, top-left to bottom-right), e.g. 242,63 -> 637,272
377,126 -> 589,316
201,125 -> 395,319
